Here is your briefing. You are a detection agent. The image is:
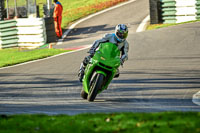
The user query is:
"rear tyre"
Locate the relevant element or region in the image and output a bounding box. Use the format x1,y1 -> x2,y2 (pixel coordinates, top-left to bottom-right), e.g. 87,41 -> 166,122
87,73 -> 104,102
81,89 -> 88,99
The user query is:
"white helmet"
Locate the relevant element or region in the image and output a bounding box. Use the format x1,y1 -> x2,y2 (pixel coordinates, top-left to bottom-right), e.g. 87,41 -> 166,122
115,24 -> 128,42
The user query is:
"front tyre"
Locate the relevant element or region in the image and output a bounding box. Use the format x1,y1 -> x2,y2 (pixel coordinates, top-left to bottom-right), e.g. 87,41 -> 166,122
87,73 -> 104,102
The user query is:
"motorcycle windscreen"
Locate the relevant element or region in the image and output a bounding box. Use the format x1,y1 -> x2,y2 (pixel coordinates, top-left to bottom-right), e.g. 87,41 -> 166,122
98,42 -> 120,59
94,42 -> 121,68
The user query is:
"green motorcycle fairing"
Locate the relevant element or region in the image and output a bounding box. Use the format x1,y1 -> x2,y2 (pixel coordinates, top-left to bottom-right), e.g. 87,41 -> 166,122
83,42 -> 121,94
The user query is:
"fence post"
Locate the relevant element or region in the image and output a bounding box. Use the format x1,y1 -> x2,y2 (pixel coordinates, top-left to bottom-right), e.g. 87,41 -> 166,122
149,0 -> 163,24
0,0 -> 5,20
44,17 -> 57,43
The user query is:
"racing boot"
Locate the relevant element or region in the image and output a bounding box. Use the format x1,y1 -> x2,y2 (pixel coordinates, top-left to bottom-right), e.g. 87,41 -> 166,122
78,55 -> 91,82
78,63 -> 85,82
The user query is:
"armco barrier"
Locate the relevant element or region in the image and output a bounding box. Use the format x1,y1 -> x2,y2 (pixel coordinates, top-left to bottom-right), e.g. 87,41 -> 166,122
0,18 -> 47,49
161,0 -> 199,23
197,0 -> 200,19
0,20 -> 18,49
16,18 -> 47,48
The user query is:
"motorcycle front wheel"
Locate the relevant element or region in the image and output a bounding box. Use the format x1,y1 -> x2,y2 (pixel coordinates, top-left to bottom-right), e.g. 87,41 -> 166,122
87,73 -> 104,102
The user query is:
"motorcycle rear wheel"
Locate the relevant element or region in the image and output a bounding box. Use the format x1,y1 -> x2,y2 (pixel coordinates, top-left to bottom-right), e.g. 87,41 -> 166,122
87,73 -> 104,102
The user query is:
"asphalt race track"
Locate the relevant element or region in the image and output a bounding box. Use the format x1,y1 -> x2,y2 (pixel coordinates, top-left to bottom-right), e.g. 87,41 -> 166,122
0,0 -> 200,115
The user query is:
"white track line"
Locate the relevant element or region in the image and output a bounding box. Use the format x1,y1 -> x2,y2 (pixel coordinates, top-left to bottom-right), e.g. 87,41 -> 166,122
57,0 -> 137,45
192,91 -> 200,106
136,15 -> 150,32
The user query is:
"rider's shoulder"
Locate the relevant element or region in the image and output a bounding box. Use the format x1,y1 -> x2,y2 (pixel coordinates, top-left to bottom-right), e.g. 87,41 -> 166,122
103,33 -> 114,38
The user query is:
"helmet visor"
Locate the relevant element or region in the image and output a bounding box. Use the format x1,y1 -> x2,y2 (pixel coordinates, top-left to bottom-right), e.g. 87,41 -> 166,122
116,31 -> 128,39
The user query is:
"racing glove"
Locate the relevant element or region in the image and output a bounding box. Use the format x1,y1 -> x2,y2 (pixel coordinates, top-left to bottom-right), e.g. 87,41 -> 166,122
88,48 -> 95,56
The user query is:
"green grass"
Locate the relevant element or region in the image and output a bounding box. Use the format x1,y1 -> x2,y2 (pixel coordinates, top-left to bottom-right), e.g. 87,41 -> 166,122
0,112 -> 200,133
60,0 -> 128,28
0,48 -> 69,68
147,19 -> 200,30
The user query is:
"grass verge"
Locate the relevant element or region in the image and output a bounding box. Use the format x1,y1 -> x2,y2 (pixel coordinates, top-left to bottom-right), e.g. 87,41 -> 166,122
147,20 -> 200,30
60,0 -> 128,28
0,112 -> 200,133
0,48 -> 70,68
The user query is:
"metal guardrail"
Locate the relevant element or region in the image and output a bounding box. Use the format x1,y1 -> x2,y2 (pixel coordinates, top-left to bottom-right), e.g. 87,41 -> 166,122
0,18 -> 47,49
161,0 -> 200,23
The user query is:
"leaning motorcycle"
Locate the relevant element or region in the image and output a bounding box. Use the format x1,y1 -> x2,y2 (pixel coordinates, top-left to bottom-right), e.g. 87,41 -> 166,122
81,42 -> 121,102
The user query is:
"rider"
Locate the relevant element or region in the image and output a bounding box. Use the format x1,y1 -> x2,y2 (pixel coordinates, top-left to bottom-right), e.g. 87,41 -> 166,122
78,24 -> 129,82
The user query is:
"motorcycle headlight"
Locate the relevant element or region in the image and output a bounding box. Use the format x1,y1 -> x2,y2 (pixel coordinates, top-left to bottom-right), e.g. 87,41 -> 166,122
101,56 -> 106,61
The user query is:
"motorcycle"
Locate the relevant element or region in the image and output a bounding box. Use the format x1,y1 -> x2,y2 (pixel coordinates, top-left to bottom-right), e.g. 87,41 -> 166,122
81,42 -> 121,102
